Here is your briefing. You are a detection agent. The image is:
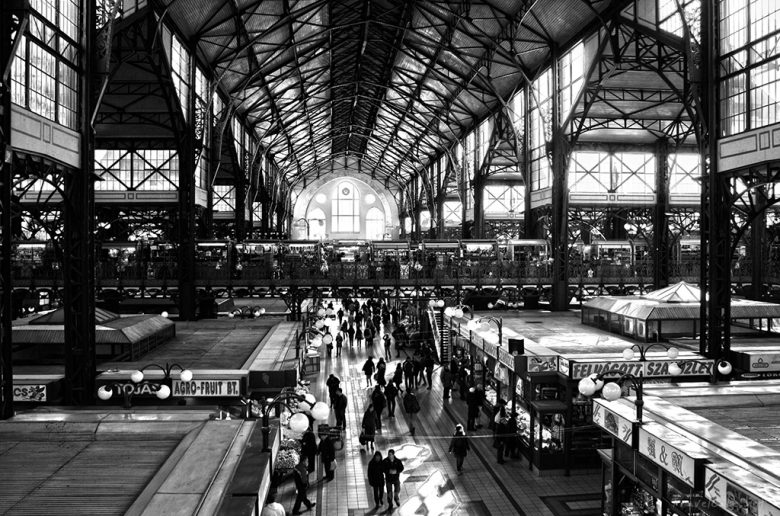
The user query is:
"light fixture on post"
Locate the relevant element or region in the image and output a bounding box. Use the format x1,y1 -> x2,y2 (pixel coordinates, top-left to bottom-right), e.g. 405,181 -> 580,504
96,363 -> 193,408
667,357 -> 732,381
578,370 -> 646,424
443,304 -> 471,319
466,316 -> 503,346
260,391 -> 329,451
621,343 -> 679,362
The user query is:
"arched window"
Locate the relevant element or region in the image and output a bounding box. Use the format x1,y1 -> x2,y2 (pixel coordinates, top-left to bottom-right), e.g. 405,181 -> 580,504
307,207 -> 327,239
332,182 -> 359,233
365,207 -> 385,240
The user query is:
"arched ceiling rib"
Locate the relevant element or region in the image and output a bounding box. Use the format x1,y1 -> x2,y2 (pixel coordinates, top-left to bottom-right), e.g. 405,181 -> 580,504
155,0 -> 615,186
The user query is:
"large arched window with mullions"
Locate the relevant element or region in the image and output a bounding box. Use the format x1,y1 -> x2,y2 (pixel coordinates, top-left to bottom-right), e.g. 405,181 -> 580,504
332,182 -> 360,233
365,207 -> 385,240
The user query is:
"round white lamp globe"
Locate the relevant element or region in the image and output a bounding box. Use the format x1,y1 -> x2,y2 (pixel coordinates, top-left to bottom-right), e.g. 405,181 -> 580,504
97,386 -> 113,400
622,348 -> 635,361
578,377 -> 597,396
601,382 -> 622,401
436,299 -> 445,308
289,412 -> 310,433
311,401 -> 330,421
668,362 -> 682,376
717,360 -> 733,375
666,347 -> 679,360
322,334 -> 333,345
454,308 -> 464,319
180,369 -> 193,383
304,393 -> 316,406
161,311 -> 169,318
466,320 -> 478,332
488,303 -> 494,309
130,370 -> 144,383
262,502 -> 286,516
156,385 -> 171,399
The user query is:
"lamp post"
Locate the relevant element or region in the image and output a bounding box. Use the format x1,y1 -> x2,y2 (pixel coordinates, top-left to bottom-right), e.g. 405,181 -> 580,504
96,363 -> 193,408
621,343 -> 679,362
260,391 -> 329,451
466,316 -> 503,347
578,370 -> 646,424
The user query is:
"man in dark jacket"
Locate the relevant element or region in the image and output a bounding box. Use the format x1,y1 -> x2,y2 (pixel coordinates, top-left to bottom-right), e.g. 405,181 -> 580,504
384,381 -> 398,417
333,388 -> 348,429
382,449 -> 405,510
326,374 -> 340,407
402,357 -> 415,391
300,428 -> 318,473
424,354 -> 435,390
441,365 -> 453,399
318,434 -> 336,481
362,357 -> 376,388
371,385 -> 386,430
292,456 -> 316,514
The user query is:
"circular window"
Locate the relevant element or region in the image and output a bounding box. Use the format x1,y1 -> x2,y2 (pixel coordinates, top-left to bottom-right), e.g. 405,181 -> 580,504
315,193 -> 326,203
365,193 -> 376,204
341,186 -> 351,196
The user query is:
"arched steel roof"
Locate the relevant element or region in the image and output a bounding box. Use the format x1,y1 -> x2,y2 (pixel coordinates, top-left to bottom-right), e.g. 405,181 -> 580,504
155,0 -> 617,187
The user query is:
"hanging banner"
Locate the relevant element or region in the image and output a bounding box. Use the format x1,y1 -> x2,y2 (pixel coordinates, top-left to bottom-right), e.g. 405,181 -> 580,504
638,423 -> 710,488
592,399 -> 636,447
704,463 -> 780,516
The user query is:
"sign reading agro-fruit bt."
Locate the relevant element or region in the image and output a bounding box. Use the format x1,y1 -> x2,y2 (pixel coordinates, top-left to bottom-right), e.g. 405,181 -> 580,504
172,379 -> 242,397
568,359 -> 713,380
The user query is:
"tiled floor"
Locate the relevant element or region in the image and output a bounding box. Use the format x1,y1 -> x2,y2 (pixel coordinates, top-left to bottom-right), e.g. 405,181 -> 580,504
274,304 -> 602,515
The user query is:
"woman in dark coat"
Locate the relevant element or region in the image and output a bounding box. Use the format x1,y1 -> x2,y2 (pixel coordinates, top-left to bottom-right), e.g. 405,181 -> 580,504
355,327 -> 364,349
371,385 -> 386,430
392,364 -> 404,391
362,404 -> 377,451
367,451 -> 385,509
318,434 -> 336,481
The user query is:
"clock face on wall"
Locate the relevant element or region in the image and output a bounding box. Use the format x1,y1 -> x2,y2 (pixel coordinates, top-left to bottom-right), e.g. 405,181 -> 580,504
342,186 -> 351,196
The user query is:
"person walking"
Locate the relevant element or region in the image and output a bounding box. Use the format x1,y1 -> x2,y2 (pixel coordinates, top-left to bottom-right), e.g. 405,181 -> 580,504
424,353 -> 435,390
318,434 -> 336,481
376,357 -> 387,382
362,356 -> 376,388
402,356 -> 415,391
371,385 -> 386,430
441,365 -> 453,400
364,326 -> 373,348
392,363 -> 404,392
367,451 -> 385,509
335,332 -> 344,357
326,374 -> 340,407
403,390 -> 421,436
292,456 -> 316,514
355,327 -> 363,349
448,424 -> 470,475
384,380 -> 398,417
333,388 -> 348,429
413,355 -> 425,388
337,307 -> 344,326
347,324 -> 356,347
361,404 -> 377,452
300,427 -> 318,474
494,404 -> 510,464
382,449 -> 405,510
383,333 -> 392,360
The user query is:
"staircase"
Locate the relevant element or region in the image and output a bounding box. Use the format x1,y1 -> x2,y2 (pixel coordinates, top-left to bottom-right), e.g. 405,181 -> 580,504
427,308 -> 450,364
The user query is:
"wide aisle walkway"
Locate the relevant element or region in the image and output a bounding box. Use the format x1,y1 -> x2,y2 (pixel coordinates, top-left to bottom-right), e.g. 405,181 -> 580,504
275,302 -> 602,515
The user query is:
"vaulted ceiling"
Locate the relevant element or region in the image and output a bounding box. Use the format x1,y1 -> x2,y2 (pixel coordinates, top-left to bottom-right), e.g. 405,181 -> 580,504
156,0 -> 616,188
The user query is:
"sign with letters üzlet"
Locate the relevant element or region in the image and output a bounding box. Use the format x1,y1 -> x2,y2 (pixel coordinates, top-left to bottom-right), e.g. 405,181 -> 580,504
172,379 -> 242,397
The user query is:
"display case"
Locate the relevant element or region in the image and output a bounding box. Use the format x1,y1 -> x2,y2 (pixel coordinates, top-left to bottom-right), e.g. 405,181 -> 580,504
528,400 -> 567,470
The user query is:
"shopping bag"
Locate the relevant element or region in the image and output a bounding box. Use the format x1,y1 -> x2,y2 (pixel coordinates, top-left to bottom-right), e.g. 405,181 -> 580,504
329,459 -> 338,471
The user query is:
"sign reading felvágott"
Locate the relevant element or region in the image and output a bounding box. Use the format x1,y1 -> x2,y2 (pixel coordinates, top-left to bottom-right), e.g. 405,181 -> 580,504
639,426 -> 699,487
569,360 -> 714,379
172,379 -> 241,397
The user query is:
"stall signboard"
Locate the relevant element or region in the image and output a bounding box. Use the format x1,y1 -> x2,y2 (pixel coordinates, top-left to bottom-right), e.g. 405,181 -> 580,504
558,357 -> 570,376
172,379 -> 242,398
568,360 -> 713,379
13,384 -> 47,402
592,399 -> 636,447
527,355 -> 557,373
638,423 -> 709,488
498,347 -> 514,369
570,361 -> 643,380
643,360 -> 713,378
97,380 -> 169,398
482,341 -> 498,359
704,464 -> 780,516
735,352 -> 780,372
739,371 -> 780,380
